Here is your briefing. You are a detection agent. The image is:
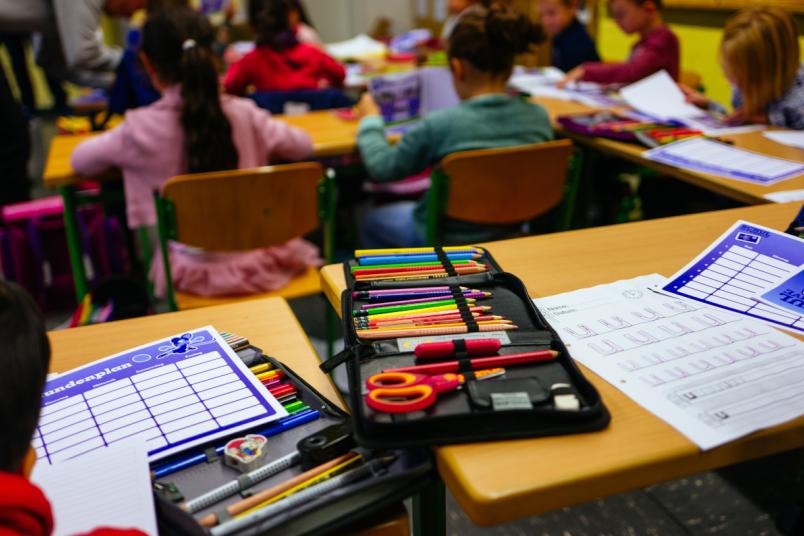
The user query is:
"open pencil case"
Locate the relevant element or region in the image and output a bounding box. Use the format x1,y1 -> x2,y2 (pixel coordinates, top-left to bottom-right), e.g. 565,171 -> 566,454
557,111 -> 701,147
321,272 -> 610,448
343,245 -> 504,288
151,350 -> 433,535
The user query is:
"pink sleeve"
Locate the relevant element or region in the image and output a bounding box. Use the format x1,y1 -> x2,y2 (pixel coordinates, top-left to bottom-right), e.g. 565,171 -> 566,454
253,107 -> 314,162
581,33 -> 676,85
223,56 -> 250,96
318,50 -> 346,88
70,123 -> 128,177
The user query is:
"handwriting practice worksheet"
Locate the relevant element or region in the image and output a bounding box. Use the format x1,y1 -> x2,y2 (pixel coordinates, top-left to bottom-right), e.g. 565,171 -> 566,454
535,274 -> 804,449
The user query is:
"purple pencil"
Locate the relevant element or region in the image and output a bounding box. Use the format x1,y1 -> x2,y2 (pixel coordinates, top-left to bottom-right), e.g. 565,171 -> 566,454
352,286 -> 463,298
361,291 -> 491,309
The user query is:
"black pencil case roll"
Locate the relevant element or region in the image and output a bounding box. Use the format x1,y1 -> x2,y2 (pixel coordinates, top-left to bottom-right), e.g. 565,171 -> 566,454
322,272 -> 610,448
150,354 -> 434,535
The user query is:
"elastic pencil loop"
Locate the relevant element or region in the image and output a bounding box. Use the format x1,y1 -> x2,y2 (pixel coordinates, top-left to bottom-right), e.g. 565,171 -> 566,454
435,246 -> 458,277
452,338 -> 469,359
450,285 -> 479,332
457,356 -> 474,376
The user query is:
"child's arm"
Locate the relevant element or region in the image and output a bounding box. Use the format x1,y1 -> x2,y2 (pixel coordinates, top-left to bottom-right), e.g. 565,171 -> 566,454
70,124 -> 127,177
223,56 -> 251,96
579,36 -> 673,85
254,108 -> 315,162
356,95 -> 435,182
317,51 -> 346,88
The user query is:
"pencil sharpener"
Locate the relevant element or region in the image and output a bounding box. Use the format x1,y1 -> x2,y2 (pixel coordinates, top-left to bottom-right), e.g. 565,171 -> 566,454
297,422 -> 355,470
224,434 -> 269,473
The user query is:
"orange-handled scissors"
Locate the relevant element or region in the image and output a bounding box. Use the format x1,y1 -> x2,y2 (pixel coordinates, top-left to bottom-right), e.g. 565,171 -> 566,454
365,369 -> 504,413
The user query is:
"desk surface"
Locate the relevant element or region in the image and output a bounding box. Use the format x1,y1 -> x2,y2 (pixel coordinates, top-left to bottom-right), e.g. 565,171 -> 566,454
43,99 -> 804,204
532,97 -> 804,205
42,111 -> 362,188
320,202 -> 804,526
47,297 -> 408,536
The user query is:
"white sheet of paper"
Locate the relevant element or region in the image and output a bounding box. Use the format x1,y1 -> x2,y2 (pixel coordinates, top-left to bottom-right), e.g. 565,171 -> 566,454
644,138 -> 804,185
534,274 -> 804,450
620,70 -> 703,121
764,189 -> 804,203
326,34 -> 387,61
30,439 -> 157,536
764,131 -> 804,151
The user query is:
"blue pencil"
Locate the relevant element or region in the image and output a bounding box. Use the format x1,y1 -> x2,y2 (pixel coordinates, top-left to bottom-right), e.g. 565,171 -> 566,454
151,409 -> 321,478
358,253 -> 479,265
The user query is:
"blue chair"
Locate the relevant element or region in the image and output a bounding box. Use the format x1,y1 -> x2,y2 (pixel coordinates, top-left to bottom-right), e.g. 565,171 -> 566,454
248,89 -> 354,114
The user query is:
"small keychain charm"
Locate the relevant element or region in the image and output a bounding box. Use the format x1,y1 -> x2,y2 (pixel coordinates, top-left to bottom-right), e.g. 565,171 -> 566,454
224,434 -> 269,473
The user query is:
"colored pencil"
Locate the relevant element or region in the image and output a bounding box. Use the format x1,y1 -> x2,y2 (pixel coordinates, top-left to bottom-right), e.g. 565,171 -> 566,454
352,263 -> 483,276
355,246 -> 481,256
198,451 -> 361,527
357,289 -> 479,302
357,313 -> 502,328
357,253 -> 482,265
366,305 -> 491,321
360,292 -> 490,309
356,324 -> 518,339
353,298 -> 477,316
358,321 -> 513,332
350,260 -> 479,271
249,363 -> 273,374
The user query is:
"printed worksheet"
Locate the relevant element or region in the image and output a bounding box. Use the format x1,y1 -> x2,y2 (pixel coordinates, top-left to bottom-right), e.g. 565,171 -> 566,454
662,221 -> 804,333
534,274 -> 804,450
644,138 -> 804,185
34,326 -> 287,464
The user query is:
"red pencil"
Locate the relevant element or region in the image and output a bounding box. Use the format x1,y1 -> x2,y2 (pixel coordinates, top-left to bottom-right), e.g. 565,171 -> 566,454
385,350 -> 558,374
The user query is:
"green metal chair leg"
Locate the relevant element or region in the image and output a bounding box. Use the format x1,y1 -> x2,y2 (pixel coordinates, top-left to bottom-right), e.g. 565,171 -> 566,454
60,185 -> 89,301
413,478 -> 446,536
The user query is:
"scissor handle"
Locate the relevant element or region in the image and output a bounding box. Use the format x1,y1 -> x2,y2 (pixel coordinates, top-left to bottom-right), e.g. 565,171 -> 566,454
365,385 -> 436,413
365,372 -> 425,391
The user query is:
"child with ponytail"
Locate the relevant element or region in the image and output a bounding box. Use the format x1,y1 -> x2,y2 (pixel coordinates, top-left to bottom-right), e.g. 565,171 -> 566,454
355,4 -> 554,247
72,6 -> 321,298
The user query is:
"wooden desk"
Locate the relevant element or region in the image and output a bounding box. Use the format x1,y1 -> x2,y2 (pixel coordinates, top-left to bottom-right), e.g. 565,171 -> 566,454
47,297 -> 409,536
320,202 -> 804,526
43,111 -> 361,188
532,97 -> 804,205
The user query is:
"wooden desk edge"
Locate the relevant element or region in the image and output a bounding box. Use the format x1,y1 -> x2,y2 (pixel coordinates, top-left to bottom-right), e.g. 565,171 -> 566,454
438,416 -> 804,525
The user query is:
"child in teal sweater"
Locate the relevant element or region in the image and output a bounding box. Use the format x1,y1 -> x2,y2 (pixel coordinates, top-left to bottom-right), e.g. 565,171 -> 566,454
356,5 -> 554,247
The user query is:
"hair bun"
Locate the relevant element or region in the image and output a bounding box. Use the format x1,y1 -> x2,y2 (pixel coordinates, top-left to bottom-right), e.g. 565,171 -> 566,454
484,5 -> 545,54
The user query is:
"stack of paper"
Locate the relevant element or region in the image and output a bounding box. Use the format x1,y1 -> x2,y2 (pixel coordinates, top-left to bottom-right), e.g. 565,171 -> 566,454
326,34 -> 387,61
31,440 -> 157,536
644,138 -> 804,185
535,273 -> 804,450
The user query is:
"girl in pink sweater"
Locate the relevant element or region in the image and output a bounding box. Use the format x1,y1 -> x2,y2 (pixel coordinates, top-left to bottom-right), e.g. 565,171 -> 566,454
72,6 -> 321,298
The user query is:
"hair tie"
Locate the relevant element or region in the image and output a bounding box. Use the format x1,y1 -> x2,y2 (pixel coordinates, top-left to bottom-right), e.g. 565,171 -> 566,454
182,39 -> 197,51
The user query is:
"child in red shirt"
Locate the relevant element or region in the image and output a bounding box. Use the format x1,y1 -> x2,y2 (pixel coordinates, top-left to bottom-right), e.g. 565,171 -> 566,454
224,0 -> 345,95
559,0 -> 678,86
0,281 -> 146,536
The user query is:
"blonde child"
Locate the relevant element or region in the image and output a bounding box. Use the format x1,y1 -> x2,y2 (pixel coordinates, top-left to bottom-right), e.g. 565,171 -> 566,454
560,0 -> 678,86
684,7 -> 803,130
537,0 -> 599,72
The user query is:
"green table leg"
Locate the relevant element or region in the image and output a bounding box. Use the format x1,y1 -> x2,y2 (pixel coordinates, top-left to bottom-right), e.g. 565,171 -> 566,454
413,478 -> 446,536
60,185 -> 89,301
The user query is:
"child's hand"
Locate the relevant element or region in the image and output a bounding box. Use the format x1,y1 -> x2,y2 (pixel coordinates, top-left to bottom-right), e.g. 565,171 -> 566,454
679,84 -> 710,108
724,107 -> 768,126
557,66 -> 584,88
356,93 -> 380,119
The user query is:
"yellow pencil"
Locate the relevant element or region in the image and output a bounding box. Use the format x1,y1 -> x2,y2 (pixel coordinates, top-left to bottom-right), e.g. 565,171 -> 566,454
249,363 -> 272,374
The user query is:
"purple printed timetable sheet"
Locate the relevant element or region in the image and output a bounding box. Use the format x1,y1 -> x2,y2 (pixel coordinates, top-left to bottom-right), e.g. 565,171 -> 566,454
34,326 -> 287,465
662,221 -> 804,334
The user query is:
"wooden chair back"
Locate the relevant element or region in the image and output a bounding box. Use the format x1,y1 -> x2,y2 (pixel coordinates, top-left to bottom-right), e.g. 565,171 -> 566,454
437,139 -> 574,225
160,162 -> 323,251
